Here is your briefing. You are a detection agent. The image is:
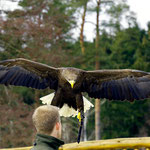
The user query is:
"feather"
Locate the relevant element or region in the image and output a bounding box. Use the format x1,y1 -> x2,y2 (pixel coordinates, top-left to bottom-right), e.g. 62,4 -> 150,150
40,93 -> 94,117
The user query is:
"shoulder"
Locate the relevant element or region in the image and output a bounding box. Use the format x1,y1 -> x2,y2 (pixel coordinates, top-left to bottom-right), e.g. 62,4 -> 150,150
31,145 -> 53,150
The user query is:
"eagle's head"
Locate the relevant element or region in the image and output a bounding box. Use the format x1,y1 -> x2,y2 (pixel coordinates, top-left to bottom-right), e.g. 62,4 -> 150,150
61,68 -> 81,88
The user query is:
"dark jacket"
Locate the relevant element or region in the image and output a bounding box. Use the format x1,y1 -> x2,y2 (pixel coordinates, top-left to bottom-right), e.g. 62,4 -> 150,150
31,134 -> 64,150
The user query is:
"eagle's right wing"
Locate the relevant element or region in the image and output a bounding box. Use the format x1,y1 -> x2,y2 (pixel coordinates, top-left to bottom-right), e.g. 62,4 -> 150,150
0,58 -> 59,90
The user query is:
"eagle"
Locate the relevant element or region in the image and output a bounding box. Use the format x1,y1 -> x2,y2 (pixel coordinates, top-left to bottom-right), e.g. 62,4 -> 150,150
0,58 -> 150,143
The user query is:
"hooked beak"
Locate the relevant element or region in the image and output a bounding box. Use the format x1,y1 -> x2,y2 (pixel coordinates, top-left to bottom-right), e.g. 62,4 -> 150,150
69,80 -> 75,88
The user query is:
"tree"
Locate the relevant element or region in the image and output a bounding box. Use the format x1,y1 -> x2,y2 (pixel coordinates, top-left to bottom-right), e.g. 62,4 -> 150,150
79,0 -> 89,55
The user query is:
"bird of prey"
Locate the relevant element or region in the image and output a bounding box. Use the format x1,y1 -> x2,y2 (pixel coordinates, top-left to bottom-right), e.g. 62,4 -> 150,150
0,58 -> 150,143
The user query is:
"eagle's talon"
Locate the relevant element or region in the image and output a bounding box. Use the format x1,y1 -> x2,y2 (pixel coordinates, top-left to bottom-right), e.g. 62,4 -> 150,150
77,110 -> 84,143
77,112 -> 82,122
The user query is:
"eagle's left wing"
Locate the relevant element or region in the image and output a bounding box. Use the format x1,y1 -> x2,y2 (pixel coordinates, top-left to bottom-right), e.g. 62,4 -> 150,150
81,69 -> 150,101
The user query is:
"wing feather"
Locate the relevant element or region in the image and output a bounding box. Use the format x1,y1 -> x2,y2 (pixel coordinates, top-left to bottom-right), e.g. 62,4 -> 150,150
0,58 -> 59,90
82,69 -> 150,101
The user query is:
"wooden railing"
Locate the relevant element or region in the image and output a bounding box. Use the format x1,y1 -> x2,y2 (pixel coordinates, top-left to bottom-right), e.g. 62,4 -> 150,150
0,147 -> 32,150
1,137 -> 150,150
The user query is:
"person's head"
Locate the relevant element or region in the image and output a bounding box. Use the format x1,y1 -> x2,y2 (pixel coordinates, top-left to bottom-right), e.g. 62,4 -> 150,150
32,105 -> 61,138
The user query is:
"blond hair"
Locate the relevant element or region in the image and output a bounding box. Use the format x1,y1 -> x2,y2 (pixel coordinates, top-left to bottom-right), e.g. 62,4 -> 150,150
32,105 -> 60,135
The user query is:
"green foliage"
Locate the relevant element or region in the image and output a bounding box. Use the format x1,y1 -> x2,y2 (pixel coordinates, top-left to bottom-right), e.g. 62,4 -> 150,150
110,26 -> 141,68
101,100 -> 150,139
12,87 -> 35,105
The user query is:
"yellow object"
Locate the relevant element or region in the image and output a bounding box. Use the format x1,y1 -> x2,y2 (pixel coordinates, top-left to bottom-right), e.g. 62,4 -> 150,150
0,147 -> 32,150
1,137 -> 150,150
77,112 -> 81,122
59,137 -> 150,150
69,80 -> 75,88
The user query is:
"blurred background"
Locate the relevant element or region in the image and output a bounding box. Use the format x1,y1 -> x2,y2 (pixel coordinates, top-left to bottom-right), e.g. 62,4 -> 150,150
0,0 -> 150,148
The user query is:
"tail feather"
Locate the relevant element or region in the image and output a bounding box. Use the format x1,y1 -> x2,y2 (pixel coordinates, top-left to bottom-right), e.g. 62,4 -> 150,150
40,93 -> 94,117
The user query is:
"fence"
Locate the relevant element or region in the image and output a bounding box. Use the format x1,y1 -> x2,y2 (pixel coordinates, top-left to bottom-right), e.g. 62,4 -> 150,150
1,137 -> 150,150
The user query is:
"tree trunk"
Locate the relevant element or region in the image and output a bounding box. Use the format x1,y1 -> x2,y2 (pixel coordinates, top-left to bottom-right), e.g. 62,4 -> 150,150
95,0 -> 101,140
80,2 -> 87,55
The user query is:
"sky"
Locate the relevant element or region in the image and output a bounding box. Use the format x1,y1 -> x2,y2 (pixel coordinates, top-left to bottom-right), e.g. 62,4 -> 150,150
0,0 -> 21,11
0,0 -> 150,41
83,0 -> 150,41
127,0 -> 150,29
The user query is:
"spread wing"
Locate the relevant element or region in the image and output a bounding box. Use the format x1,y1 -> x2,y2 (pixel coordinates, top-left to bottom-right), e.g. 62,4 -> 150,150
82,69 -> 150,101
0,58 -> 59,90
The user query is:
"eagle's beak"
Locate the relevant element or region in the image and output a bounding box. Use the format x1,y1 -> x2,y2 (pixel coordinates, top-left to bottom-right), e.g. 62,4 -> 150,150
69,80 -> 75,88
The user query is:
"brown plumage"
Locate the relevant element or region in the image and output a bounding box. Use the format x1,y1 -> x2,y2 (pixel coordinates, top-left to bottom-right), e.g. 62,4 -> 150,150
0,58 -> 150,142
